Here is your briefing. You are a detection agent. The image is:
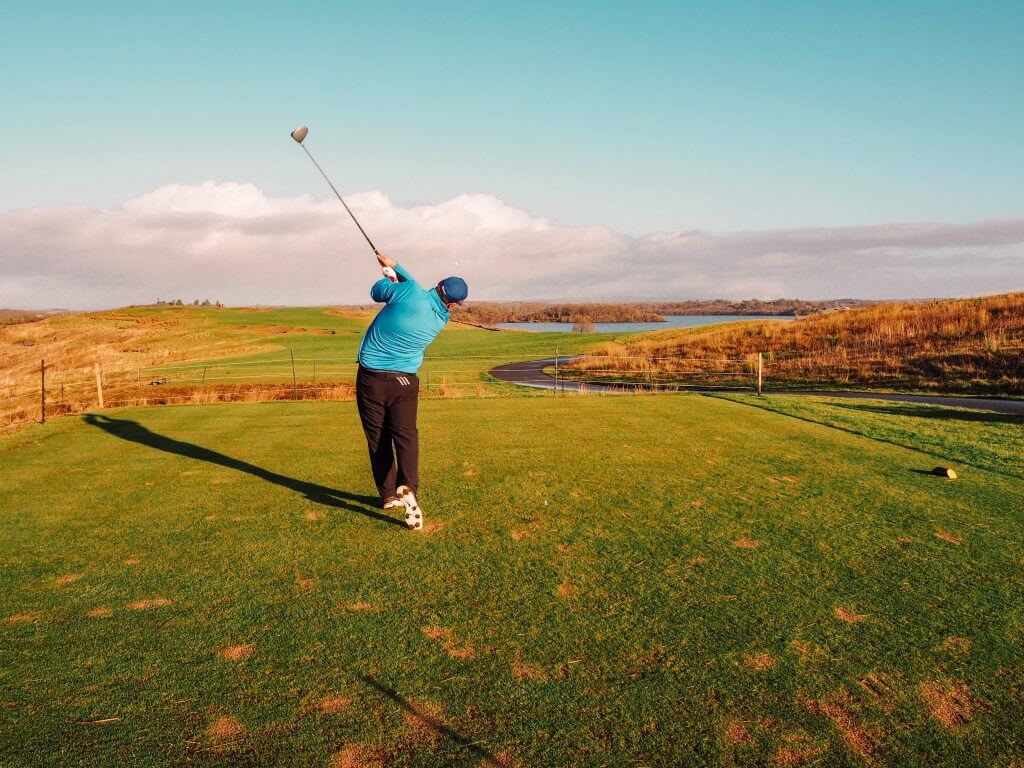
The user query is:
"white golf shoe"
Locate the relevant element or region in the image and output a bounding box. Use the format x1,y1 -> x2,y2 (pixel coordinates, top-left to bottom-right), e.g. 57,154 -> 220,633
397,485 -> 423,530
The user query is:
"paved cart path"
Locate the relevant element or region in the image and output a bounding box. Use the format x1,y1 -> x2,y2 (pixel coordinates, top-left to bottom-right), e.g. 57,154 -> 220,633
488,357 -> 1024,416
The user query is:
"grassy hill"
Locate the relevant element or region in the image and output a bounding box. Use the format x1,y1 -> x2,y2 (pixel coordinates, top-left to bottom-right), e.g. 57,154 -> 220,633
0,306 -> 615,430
2,395 -> 1022,766
566,293 -> 1024,395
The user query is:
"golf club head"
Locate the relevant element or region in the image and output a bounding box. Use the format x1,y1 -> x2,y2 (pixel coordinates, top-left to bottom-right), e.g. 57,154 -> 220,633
291,125 -> 309,144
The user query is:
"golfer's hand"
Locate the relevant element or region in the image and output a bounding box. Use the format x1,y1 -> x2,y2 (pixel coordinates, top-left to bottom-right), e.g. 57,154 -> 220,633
376,253 -> 396,269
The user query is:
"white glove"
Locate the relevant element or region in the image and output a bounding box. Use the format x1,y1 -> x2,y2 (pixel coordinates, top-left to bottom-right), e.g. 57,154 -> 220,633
382,266 -> 398,283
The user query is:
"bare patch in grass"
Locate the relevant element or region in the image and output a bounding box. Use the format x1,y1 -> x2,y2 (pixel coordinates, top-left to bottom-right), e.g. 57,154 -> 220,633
5,612 -> 41,625
920,679 -> 978,731
935,531 -> 961,545
691,499 -> 705,507
421,521 -> 444,533
329,743 -> 384,768
218,643 -> 254,661
774,734 -> 822,767
733,538 -> 760,549
346,601 -> 377,612
206,715 -> 243,745
690,556 -> 708,565
512,661 -> 548,682
422,626 -> 475,659
403,698 -> 447,747
123,557 -> 141,565
305,510 -> 323,522
511,529 -> 532,541
781,476 -> 799,484
127,598 -> 173,610
310,693 -> 352,714
943,636 -> 972,654
54,574 -> 81,586
807,692 -> 879,760
296,574 -> 314,592
555,579 -> 576,598
834,606 -> 868,624
744,652 -> 777,671
722,718 -> 752,746
87,606 -> 114,619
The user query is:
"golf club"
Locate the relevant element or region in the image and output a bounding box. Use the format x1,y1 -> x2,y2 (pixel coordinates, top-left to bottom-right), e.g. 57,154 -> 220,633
291,125 -> 380,256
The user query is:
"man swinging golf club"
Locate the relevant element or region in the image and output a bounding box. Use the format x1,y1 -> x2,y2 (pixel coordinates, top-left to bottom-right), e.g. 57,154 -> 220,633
289,125 -> 467,529
357,254 -> 468,529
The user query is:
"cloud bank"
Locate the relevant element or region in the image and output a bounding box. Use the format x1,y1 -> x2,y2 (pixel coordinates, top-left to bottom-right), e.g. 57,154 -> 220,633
1,181 -> 1022,309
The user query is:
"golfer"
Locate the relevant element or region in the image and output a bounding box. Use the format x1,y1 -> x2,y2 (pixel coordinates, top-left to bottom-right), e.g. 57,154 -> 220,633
356,253 -> 468,530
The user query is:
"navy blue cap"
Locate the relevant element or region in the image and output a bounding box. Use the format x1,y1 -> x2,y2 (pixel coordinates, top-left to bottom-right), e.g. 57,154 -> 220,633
437,276 -> 468,304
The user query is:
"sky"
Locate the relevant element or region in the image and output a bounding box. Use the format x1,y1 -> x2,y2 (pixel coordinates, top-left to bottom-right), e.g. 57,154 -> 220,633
1,1 -> 1022,308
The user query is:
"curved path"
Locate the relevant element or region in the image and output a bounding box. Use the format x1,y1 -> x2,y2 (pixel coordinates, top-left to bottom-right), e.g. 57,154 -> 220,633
488,357 -> 1024,416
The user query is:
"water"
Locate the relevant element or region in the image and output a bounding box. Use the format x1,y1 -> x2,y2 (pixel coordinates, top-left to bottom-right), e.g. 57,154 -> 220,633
494,314 -> 793,334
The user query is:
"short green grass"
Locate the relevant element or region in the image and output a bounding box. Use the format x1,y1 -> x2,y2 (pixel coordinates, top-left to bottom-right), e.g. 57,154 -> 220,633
2,395 -> 1022,767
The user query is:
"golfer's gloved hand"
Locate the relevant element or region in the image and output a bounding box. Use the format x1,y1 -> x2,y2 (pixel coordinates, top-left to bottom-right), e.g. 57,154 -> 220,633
382,266 -> 398,282
376,252 -> 396,269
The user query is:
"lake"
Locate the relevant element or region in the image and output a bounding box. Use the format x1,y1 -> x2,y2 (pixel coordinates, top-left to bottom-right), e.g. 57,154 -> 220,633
494,314 -> 794,334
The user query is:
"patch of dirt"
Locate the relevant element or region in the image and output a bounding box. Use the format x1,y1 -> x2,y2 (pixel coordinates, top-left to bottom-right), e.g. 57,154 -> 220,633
205,515 -> 218,521
781,476 -> 799,484
206,715 -> 244,745
345,601 -> 377,612
127,598 -> 173,610
690,556 -> 708,565
943,636 -> 972,654
305,510 -> 323,521
123,557 -> 141,565
5,612 -> 42,625
511,529 -> 532,541
311,693 -> 352,714
935,531 -> 962,545
732,538 -> 761,549
329,743 -> 385,768
570,489 -> 585,499
807,692 -> 879,759
422,626 -> 475,659
296,574 -> 314,592
692,499 -> 705,507
54,574 -> 81,586
554,579 -> 576,598
834,606 -> 868,624
722,718 -> 752,746
920,679 -> 978,731
218,643 -> 254,661
773,734 -> 822,767
512,661 -> 548,682
403,698 -> 446,747
744,652 -> 777,671
87,606 -> 114,619
421,521 -> 444,533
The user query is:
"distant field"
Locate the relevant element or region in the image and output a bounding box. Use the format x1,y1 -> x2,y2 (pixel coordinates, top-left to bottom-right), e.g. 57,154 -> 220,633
2,395 -> 1021,766
565,293 -> 1024,395
0,306 -> 618,428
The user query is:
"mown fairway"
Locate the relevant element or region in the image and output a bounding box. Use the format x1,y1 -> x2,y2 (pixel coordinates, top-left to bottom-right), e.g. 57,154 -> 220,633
2,395 -> 1022,767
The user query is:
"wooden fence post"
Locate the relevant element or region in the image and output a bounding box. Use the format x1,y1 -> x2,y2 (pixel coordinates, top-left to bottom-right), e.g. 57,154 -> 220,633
40,359 -> 46,423
554,346 -> 559,393
94,363 -> 105,408
757,352 -> 763,396
290,350 -> 297,399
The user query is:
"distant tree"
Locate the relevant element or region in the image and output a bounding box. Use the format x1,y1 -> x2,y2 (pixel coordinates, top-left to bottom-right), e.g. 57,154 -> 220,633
215,301 -> 224,307
192,299 -> 200,306
201,299 -> 212,306
173,299 -> 183,306
572,317 -> 595,333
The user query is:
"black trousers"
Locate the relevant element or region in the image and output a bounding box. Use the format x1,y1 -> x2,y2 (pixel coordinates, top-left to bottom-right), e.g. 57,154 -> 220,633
356,366 -> 420,497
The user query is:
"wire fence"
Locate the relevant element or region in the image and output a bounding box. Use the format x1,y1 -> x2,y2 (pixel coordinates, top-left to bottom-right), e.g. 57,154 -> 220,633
4,339 -> 1022,431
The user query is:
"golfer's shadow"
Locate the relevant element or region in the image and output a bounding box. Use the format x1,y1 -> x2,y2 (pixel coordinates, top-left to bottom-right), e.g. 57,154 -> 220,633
83,414 -> 404,527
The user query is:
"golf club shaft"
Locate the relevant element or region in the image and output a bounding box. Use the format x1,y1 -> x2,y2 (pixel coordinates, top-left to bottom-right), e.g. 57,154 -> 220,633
300,144 -> 380,256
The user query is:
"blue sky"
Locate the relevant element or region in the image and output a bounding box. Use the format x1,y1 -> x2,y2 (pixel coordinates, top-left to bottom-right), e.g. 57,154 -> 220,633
1,2 -> 1022,306
3,1 -> 1022,233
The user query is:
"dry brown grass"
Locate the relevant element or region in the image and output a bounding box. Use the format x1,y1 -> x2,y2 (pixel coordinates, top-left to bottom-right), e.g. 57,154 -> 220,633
565,293 -> 1024,394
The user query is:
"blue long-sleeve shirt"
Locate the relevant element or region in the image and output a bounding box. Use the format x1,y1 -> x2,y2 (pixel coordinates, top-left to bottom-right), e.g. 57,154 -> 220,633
357,264 -> 450,374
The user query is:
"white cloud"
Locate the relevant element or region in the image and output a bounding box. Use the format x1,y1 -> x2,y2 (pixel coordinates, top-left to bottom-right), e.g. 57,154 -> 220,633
1,181 -> 1022,308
